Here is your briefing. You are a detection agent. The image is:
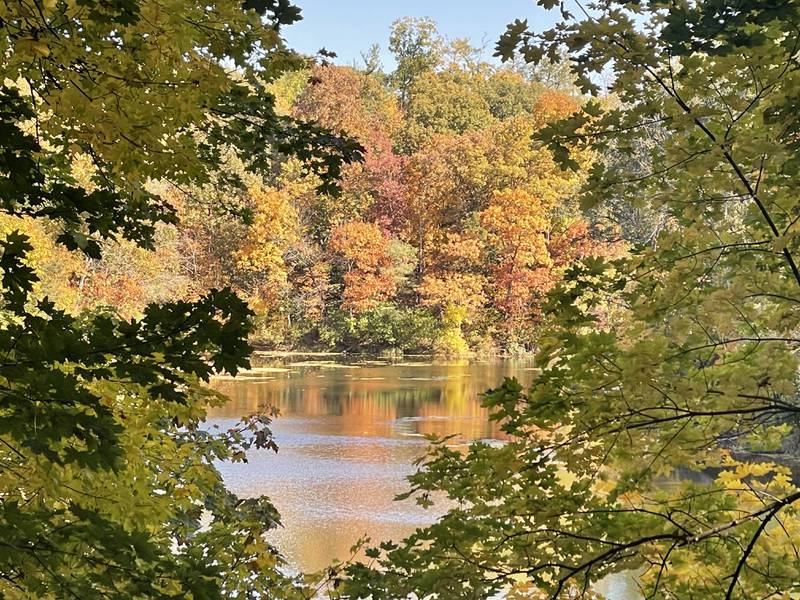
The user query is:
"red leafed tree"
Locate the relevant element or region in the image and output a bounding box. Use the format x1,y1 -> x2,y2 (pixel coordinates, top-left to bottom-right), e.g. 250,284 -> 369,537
365,145 -> 410,233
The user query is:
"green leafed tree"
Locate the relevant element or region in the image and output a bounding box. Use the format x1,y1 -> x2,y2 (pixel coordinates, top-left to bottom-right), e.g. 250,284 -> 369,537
343,1 -> 800,598
0,1 -> 360,597
389,17 -> 444,108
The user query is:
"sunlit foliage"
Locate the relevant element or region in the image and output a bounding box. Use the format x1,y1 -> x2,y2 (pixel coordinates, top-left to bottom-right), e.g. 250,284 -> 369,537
343,2 -> 800,598
0,0 -> 360,597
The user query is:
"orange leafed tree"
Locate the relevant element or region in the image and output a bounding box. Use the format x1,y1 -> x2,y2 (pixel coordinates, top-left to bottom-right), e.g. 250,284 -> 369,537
419,233 -> 486,313
480,188 -> 620,341
529,89 -> 581,128
329,221 -> 397,312
293,65 -> 401,151
480,189 -> 553,337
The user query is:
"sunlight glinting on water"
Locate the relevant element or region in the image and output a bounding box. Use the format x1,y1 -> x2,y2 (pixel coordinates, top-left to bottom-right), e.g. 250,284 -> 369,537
208,357 -> 642,599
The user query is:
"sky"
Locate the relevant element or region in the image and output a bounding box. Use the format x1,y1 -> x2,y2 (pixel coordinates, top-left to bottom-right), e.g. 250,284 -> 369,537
282,1 -> 560,69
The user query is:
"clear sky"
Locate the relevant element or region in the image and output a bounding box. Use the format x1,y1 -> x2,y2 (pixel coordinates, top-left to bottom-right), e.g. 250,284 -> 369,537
282,1 -> 560,69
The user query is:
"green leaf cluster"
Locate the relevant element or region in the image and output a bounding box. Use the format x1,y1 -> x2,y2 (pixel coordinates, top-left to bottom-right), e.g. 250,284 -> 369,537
344,2 -> 800,598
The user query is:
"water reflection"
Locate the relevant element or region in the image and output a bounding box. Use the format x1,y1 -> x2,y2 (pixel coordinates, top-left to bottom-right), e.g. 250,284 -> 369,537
208,356 -> 533,572
207,355 -> 640,599
210,356 -> 535,443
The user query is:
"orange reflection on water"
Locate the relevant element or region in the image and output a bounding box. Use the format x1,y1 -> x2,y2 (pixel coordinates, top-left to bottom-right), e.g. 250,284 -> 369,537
208,357 -> 535,572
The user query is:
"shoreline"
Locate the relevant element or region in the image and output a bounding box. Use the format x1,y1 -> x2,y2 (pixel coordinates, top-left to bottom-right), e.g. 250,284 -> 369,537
249,347 -> 538,360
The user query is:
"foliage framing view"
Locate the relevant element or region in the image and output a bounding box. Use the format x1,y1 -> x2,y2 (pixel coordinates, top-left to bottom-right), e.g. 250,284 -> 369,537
0,1 -> 360,597
338,1 -> 800,599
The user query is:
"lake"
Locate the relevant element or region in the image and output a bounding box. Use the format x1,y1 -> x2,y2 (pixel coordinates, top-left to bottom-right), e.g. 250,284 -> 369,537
207,353 -> 640,599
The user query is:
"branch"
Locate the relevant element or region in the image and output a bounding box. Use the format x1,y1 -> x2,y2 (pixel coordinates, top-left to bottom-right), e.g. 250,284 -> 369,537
546,489 -> 800,599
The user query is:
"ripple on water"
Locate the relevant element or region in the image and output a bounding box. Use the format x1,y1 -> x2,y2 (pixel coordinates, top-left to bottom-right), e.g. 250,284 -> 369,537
208,358 -> 642,595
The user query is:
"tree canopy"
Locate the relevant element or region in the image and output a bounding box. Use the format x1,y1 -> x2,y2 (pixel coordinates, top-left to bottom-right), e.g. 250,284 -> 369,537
341,1 -> 800,598
16,16 -> 600,357
0,1 -> 360,597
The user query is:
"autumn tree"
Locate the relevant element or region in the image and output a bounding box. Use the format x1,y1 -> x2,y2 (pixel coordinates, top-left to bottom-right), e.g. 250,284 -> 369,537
480,189 -> 552,343
329,221 -> 397,312
344,1 -> 800,598
291,65 -> 404,241
481,69 -> 542,120
388,17 -> 444,108
402,69 -> 496,146
419,232 -> 487,355
0,1 -> 361,597
72,226 -> 190,316
293,65 -> 401,150
236,186 -> 300,292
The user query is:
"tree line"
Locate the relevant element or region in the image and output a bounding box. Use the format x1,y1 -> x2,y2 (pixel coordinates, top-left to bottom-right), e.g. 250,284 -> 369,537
6,17 -> 627,356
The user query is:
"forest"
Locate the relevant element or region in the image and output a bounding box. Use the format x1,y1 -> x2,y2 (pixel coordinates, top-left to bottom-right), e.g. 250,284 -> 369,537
3,0 -> 800,599
4,16 -> 630,356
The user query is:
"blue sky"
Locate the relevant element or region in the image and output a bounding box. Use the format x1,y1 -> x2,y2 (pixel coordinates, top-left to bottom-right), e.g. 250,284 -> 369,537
282,1 -> 560,69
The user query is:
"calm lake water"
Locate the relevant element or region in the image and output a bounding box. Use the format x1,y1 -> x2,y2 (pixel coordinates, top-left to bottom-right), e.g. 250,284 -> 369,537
207,353 -> 640,599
